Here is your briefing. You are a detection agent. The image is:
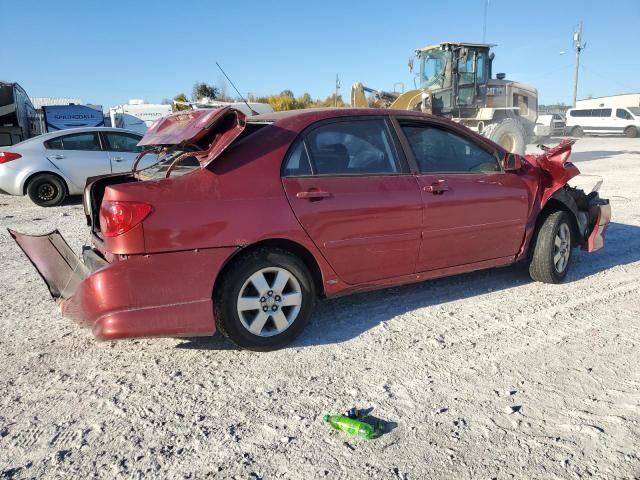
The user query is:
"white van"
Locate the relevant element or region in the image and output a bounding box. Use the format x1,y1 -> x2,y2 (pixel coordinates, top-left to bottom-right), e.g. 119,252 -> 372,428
565,106 -> 640,138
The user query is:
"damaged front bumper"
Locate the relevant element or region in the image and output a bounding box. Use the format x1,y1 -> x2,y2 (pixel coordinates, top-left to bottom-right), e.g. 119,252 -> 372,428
9,229 -> 235,340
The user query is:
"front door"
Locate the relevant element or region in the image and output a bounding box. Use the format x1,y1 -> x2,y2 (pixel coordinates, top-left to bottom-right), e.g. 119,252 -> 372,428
282,118 -> 422,285
44,131 -> 111,191
397,120 -> 529,272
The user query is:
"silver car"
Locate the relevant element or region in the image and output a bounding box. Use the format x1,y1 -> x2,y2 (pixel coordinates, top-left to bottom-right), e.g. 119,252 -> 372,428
0,127 -> 157,206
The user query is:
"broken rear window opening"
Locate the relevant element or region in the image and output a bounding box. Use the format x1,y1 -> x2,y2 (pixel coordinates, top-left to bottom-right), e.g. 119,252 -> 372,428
133,122 -> 271,180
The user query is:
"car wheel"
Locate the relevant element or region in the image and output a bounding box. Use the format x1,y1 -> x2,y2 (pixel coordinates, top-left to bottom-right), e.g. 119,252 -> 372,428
624,126 -> 637,138
214,247 -> 316,351
571,126 -> 584,137
26,174 -> 66,207
528,211 -> 573,284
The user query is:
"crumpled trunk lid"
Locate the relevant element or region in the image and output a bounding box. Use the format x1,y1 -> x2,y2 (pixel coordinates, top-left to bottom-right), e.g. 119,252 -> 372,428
138,106 -> 246,168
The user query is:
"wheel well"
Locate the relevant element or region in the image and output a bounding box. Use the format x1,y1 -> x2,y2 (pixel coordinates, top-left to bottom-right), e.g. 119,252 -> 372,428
213,238 -> 325,299
23,171 -> 69,196
536,199 -> 580,247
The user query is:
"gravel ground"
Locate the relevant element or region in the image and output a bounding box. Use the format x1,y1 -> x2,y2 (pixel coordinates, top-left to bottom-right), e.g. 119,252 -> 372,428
1,137 -> 639,479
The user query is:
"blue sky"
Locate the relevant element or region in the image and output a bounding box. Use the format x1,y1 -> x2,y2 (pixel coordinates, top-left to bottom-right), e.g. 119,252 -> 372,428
4,0 -> 640,108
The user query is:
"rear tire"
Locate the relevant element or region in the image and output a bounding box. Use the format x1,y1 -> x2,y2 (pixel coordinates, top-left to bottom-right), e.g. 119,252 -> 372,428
26,174 -> 66,207
528,211 -> 573,284
482,118 -> 526,155
624,126 -> 637,138
214,247 -> 316,351
571,126 -> 584,137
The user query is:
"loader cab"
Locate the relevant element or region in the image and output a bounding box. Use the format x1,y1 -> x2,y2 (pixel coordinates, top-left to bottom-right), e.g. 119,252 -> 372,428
417,42 -> 493,115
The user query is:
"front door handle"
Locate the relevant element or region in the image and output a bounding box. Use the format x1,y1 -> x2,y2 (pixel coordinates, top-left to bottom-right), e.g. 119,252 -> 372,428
296,189 -> 331,200
424,182 -> 450,195
111,157 -> 125,162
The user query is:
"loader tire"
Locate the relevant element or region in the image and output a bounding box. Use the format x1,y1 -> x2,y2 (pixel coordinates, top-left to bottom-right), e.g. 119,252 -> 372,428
483,118 -> 526,155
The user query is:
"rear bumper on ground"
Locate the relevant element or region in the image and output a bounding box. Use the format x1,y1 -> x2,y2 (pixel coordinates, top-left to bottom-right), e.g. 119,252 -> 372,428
9,228 -> 236,340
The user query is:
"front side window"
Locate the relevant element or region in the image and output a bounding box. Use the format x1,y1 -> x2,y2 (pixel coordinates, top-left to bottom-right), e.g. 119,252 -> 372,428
104,132 -> 143,152
401,124 -> 500,173
303,119 -> 401,176
616,108 -> 632,120
419,50 -> 452,89
45,132 -> 100,151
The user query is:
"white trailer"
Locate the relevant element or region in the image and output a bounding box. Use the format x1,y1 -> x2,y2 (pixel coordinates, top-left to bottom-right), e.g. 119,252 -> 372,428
109,100 -> 172,134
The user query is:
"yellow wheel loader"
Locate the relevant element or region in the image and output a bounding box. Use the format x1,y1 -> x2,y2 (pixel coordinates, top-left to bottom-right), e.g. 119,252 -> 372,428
351,42 -> 550,154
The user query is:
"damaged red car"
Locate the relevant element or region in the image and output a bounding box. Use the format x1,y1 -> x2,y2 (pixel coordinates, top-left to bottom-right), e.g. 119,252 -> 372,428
9,107 -> 611,350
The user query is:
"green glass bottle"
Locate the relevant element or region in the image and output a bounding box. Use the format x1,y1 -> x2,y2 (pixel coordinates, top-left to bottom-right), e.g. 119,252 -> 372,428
323,415 -> 376,439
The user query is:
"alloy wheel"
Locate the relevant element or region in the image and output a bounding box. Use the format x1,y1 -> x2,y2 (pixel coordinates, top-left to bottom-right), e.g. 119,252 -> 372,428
236,267 -> 303,337
553,223 -> 571,273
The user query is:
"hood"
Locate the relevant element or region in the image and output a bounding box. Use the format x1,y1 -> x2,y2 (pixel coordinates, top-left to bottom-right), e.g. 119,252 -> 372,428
526,139 -> 579,186
138,106 -> 246,168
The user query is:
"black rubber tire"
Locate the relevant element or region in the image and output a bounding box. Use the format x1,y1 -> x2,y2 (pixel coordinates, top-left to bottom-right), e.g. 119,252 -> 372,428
528,211 -> 573,284
482,118 -> 526,155
624,126 -> 637,138
26,174 -> 66,207
214,247 -> 316,351
571,126 -> 584,137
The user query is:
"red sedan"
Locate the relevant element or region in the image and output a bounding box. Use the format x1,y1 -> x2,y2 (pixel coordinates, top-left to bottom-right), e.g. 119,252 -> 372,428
10,107 -> 610,350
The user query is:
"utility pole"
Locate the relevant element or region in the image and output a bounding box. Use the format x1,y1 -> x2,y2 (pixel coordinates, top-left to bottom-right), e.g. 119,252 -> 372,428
572,22 -> 586,107
335,74 -> 341,107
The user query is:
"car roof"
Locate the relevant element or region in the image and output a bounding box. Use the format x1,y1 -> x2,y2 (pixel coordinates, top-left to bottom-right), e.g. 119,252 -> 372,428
250,107 -> 434,124
14,127 -> 142,146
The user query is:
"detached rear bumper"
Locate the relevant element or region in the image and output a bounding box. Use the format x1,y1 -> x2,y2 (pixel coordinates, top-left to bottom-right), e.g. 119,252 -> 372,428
585,202 -> 612,252
9,229 -> 235,340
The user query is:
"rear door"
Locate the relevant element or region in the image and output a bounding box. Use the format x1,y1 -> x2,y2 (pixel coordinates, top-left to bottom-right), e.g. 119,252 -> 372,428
282,118 -> 422,285
101,131 -> 158,172
44,131 -> 111,191
396,119 -> 529,272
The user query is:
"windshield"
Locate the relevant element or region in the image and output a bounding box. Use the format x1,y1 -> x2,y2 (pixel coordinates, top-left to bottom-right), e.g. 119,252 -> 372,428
628,107 -> 640,117
419,50 -> 452,89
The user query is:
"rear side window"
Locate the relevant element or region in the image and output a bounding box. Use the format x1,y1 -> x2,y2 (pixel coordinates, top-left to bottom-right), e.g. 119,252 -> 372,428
45,132 -> 100,151
616,109 -> 633,120
103,132 -> 142,152
570,109 -> 591,117
304,119 -> 401,176
282,141 -> 312,176
401,124 -> 500,173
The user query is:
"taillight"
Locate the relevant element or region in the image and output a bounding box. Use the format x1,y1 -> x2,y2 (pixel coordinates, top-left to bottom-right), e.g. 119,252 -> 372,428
99,201 -> 152,237
0,152 -> 22,164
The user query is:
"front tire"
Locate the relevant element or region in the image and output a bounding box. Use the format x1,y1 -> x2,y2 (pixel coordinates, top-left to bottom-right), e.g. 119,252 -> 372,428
214,248 -> 316,351
528,211 -> 573,284
26,174 -> 66,207
624,126 -> 637,138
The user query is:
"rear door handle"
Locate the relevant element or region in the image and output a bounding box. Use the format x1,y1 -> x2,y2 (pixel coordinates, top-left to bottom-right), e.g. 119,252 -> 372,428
424,182 -> 450,194
296,189 -> 331,200
50,154 -> 65,160
111,157 -> 125,162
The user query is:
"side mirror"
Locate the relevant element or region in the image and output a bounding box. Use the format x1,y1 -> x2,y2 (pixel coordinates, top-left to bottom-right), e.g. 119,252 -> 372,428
408,57 -> 414,73
502,153 -> 523,172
